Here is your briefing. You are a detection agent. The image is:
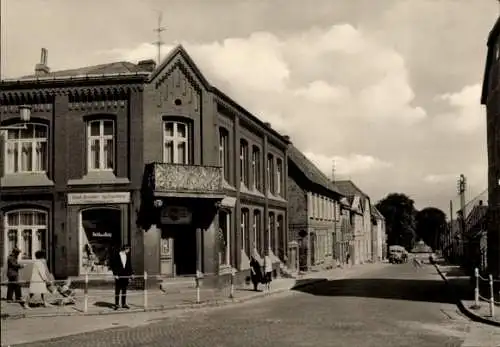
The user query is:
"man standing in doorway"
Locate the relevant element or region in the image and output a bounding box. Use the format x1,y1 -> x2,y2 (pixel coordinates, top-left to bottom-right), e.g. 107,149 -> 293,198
111,244 -> 132,310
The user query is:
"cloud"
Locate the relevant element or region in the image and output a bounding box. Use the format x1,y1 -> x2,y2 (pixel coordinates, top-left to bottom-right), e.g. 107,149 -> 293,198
304,152 -> 393,176
87,19 -> 488,212
423,174 -> 457,184
432,84 -> 485,134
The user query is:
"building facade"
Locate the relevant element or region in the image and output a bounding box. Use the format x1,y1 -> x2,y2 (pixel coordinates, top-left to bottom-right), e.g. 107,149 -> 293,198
371,206 -> 386,262
481,16 -> 500,279
287,146 -> 343,270
335,180 -> 373,265
0,46 -> 289,283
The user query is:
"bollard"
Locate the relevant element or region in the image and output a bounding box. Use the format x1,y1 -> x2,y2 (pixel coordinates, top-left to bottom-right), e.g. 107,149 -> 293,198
195,271 -> 201,304
229,269 -> 236,299
474,268 -> 480,307
143,271 -> 148,311
83,272 -> 89,313
489,274 -> 495,317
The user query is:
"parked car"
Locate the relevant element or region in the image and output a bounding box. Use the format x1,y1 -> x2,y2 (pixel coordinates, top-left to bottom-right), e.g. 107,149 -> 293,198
388,245 -> 408,264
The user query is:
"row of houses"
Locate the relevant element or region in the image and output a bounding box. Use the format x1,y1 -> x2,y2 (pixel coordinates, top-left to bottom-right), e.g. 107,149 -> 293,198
0,46 -> 386,283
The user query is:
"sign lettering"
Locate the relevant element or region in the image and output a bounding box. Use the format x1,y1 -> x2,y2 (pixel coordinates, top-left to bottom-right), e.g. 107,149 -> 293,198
68,192 -> 130,205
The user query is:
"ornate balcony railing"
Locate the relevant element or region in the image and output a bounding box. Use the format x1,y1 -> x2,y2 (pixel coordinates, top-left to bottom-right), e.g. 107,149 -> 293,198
146,162 -> 224,197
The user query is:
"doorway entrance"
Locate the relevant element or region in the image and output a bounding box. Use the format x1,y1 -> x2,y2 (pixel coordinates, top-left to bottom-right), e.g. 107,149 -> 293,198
160,226 -> 197,276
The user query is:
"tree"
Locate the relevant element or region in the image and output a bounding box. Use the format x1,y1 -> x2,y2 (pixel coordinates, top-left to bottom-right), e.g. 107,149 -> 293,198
416,207 -> 447,252
376,193 -> 417,251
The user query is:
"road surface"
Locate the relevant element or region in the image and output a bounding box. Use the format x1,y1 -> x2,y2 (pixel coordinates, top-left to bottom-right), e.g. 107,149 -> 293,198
5,263 -> 500,347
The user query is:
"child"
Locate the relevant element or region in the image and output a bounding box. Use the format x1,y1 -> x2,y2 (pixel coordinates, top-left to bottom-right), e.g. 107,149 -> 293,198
56,279 -> 76,305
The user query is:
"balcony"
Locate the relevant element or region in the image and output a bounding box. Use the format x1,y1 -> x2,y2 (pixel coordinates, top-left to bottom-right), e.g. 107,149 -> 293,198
144,163 -> 224,199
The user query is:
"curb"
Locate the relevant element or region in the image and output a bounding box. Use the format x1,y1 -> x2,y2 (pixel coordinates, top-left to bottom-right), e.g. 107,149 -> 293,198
433,264 -> 500,328
1,278 -> 327,321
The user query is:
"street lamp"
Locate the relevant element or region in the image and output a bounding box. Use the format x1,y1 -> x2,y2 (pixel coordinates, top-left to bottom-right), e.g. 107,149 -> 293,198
0,105 -> 31,131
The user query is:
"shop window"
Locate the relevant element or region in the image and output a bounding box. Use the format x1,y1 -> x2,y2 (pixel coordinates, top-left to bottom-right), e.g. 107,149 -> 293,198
5,210 -> 47,260
163,121 -> 190,164
80,208 -> 121,275
5,123 -> 48,174
87,119 -> 114,171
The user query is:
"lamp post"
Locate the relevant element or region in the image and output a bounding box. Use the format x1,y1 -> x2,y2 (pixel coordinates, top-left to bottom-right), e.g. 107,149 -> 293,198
0,105 -> 32,131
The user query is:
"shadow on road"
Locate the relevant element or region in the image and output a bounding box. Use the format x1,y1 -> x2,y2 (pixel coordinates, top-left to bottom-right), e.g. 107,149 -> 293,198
292,278 -> 456,304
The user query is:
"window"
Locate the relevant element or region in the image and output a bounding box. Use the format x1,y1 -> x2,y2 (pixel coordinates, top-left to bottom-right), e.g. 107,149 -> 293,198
253,210 -> 261,253
277,215 -> 284,260
269,212 -> 275,252
5,210 -> 47,260
87,120 -> 114,171
218,211 -> 231,265
219,128 -> 229,181
276,159 -> 283,196
241,209 -> 250,256
163,121 -> 189,164
252,146 -> 261,191
240,140 -> 249,187
267,154 -> 274,193
5,123 -> 48,174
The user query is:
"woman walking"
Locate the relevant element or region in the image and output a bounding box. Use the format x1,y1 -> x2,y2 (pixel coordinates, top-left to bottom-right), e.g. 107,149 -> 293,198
6,248 -> 25,307
26,251 -> 53,308
263,252 -> 273,292
249,256 -> 263,291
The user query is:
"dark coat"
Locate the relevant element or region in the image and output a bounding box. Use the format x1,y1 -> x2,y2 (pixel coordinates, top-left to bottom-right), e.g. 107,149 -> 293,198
249,258 -> 263,284
110,251 -> 133,278
7,254 -> 22,280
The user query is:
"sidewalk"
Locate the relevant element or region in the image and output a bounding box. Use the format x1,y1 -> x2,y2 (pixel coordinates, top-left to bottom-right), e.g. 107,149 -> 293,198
433,261 -> 500,327
1,262 -> 388,346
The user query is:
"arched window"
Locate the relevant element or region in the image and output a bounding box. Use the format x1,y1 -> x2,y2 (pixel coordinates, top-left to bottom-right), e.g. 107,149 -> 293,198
241,208 -> 250,256
253,210 -> 262,253
87,119 -> 114,171
268,212 -> 275,252
163,121 -> 190,164
252,146 -> 261,191
5,123 -> 48,174
5,209 -> 47,260
240,140 -> 249,187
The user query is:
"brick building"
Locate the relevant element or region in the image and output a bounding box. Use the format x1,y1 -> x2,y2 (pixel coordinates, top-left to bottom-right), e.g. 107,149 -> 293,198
481,16 -> 500,279
370,206 -> 387,262
0,46 -> 289,283
287,146 -> 344,270
334,180 -> 373,265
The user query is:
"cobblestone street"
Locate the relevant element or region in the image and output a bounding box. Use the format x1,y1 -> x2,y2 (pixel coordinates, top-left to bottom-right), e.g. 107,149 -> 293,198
3,263 -> 499,347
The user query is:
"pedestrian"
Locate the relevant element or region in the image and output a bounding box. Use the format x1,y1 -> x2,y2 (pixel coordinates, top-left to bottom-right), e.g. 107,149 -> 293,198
249,256 -> 263,291
263,251 -> 273,292
26,250 -> 53,308
346,252 -> 351,267
6,248 -> 25,307
412,256 -> 422,269
110,244 -> 133,310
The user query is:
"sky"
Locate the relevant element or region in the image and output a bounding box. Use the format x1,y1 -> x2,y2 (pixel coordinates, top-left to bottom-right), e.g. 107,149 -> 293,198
1,0 -> 497,214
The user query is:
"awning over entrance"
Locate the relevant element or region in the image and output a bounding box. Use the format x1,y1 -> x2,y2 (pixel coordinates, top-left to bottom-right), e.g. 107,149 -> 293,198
143,163 -> 225,199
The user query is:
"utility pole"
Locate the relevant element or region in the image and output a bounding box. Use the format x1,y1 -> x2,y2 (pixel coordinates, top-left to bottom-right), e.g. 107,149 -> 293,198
457,174 -> 467,264
0,0 -> 3,81
449,200 -> 453,259
331,160 -> 336,182
153,11 -> 166,65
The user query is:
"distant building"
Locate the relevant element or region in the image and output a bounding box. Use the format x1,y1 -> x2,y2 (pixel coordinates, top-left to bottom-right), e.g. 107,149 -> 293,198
334,180 -> 374,265
0,46 -> 290,284
480,16 -> 500,279
287,146 -> 344,270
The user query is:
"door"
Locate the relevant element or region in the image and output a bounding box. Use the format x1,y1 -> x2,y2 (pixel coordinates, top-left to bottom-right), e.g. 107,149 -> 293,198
160,229 -> 174,277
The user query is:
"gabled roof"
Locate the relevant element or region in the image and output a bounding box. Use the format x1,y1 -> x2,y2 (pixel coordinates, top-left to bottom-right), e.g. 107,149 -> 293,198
148,45 -> 211,89
481,17 -> 500,105
466,205 -> 488,231
371,206 -> 385,220
20,61 -> 145,79
334,180 -> 369,200
287,145 -> 343,197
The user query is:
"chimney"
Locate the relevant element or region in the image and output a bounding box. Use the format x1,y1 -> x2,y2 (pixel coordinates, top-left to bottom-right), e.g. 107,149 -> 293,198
283,135 -> 290,142
264,122 -> 271,128
35,48 -> 50,76
479,200 -> 483,206
137,59 -> 156,72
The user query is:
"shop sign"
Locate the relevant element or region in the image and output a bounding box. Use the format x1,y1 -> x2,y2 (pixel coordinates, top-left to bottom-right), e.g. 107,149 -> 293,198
68,192 -> 130,205
92,231 -> 112,238
160,206 -> 192,225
